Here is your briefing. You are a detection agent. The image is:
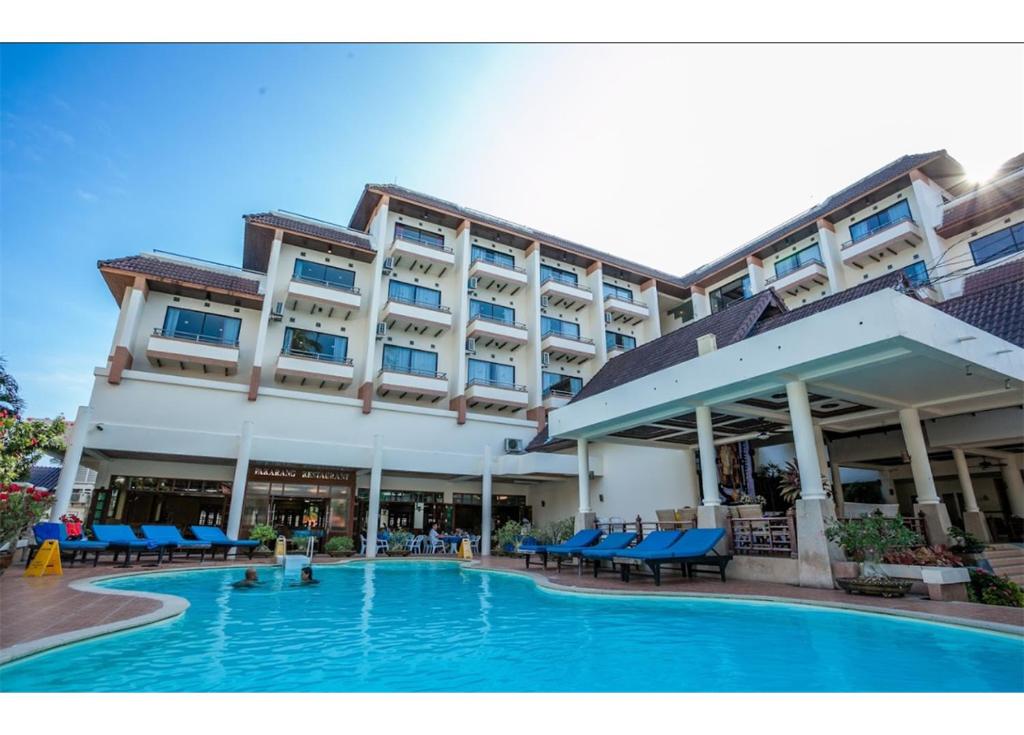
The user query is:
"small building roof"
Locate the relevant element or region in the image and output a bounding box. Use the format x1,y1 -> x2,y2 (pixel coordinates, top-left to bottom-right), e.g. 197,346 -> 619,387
97,254 -> 263,309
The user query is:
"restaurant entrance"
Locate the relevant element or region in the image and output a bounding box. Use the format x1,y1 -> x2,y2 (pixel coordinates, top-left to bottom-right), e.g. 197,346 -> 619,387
452,493 -> 532,534
354,490 -> 445,533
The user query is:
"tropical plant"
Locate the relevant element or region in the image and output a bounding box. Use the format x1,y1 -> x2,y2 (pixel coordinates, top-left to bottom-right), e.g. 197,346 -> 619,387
947,526 -> 986,554
386,529 -> 412,552
967,569 -> 1024,607
0,359 -> 67,485
1,483 -> 54,549
495,520 -> 525,552
325,535 -> 354,553
777,459 -> 831,503
825,512 -> 922,563
530,517 -> 575,545
248,523 -> 277,551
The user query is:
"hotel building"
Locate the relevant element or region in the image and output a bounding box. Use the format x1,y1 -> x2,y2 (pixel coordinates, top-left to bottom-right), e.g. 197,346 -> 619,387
52,148 -> 1024,587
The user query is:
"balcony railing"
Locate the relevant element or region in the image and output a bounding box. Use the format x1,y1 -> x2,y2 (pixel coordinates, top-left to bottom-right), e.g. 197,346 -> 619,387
841,215 -> 915,249
281,347 -> 353,365
292,274 -> 361,295
379,366 -> 448,381
152,328 -> 239,348
595,515 -> 696,542
604,292 -> 643,305
729,516 -> 797,558
765,257 -> 825,284
471,256 -> 526,273
466,377 -> 527,392
542,275 -> 590,291
468,314 -> 527,330
395,232 -> 454,254
542,388 -> 577,399
541,329 -> 594,344
386,295 -> 452,313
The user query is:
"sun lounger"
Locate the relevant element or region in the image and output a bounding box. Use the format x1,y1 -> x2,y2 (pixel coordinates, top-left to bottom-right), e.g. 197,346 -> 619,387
521,528 -> 603,569
615,528 -> 730,586
552,531 -> 637,574
581,529 -> 683,578
189,526 -> 260,559
30,522 -> 109,567
92,524 -> 172,567
141,525 -> 213,562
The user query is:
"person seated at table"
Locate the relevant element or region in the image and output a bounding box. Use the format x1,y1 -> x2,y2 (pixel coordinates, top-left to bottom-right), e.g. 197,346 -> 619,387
233,567 -> 261,589
428,523 -> 443,546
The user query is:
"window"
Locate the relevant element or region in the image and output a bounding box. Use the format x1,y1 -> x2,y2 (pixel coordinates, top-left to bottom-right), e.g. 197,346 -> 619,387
969,222 -> 1024,266
902,261 -> 930,288
469,299 -> 516,324
388,280 -> 443,309
773,244 -> 823,278
161,307 -> 241,345
542,372 -> 583,396
471,245 -> 515,269
394,222 -> 445,249
709,275 -> 752,314
282,328 -> 348,362
381,345 -> 440,376
603,283 -> 634,301
540,264 -> 578,286
849,200 -> 912,243
605,331 -> 637,351
670,299 -> 695,323
541,316 -> 581,339
467,358 -> 516,388
292,259 -> 356,291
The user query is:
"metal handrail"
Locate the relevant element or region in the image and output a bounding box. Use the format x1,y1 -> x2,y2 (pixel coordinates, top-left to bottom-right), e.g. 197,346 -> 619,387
471,256 -> 526,274
841,215 -> 916,249
541,329 -> 594,344
394,233 -> 454,254
603,292 -> 642,305
468,313 -> 527,330
291,274 -> 361,294
542,275 -> 590,291
542,388 -> 576,399
152,328 -> 239,348
386,295 -> 452,313
281,347 -> 353,365
466,377 -> 527,392
378,367 -> 448,381
765,257 -> 826,283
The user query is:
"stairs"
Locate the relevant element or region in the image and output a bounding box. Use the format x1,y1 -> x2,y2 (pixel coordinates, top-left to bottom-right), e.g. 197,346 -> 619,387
983,544 -> 1024,585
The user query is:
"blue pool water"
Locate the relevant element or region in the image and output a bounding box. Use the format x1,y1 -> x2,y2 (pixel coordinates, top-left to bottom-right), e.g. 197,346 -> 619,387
2,562 -> 1022,692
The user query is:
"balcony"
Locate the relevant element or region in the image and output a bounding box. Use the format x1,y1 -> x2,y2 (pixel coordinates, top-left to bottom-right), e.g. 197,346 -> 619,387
841,217 -> 923,268
286,276 -> 361,316
541,331 -> 596,362
606,345 -> 631,359
376,367 -> 449,401
603,294 -> 650,324
274,349 -> 354,388
542,389 -> 575,410
146,329 -> 240,375
387,234 -> 456,272
541,276 -> 592,309
467,315 -> 529,347
465,378 -> 529,411
381,297 -> 453,335
469,257 -> 528,292
764,259 -> 829,293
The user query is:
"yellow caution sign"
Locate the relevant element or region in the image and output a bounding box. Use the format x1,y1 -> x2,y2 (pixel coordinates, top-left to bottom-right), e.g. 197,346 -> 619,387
274,535 -> 287,558
24,540 -> 63,577
457,538 -> 473,560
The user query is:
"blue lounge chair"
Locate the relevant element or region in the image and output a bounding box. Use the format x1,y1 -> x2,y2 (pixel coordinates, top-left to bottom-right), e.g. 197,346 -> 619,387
190,526 -> 260,560
521,528 -> 603,569
616,528 -> 731,586
551,531 -> 637,574
92,524 -> 172,567
30,522 -> 109,567
141,525 -> 213,563
581,529 -> 683,578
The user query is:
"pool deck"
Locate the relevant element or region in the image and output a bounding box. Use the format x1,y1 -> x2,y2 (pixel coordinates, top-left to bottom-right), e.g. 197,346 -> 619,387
2,554 -> 1022,665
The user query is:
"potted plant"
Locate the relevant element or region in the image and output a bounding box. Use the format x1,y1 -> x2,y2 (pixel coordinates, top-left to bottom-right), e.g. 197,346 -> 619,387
495,520 -> 525,555
325,535 -> 355,557
248,523 -> 276,556
385,529 -> 412,556
947,526 -> 986,564
777,459 -> 831,504
0,483 -> 54,575
825,512 -> 922,597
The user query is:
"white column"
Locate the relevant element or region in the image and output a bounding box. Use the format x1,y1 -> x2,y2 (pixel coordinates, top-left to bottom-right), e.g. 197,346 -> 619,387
251,232 -> 283,370
225,420 -> 254,544
360,198 -> 390,388
952,448 -> 980,513
639,280 -> 662,343
898,407 -> 939,503
52,406 -> 91,519
1001,458 -> 1024,518
576,439 -> 591,512
450,221 -> 473,405
365,435 -> 384,558
746,257 -> 766,294
786,380 -> 825,499
524,243 -> 544,411
586,263 -> 608,366
815,220 -> 847,293
481,445 -> 493,556
695,406 -> 720,505
680,447 -> 701,507
691,288 -> 711,319
118,285 -> 147,350
910,173 -> 952,295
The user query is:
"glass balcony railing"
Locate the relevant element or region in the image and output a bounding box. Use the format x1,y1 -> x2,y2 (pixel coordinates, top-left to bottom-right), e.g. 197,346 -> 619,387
842,215 -> 915,249
468,313 -> 527,330
291,274 -> 360,294
281,347 -> 353,365
386,295 -> 452,313
153,328 -> 239,348
541,329 -> 594,344
394,232 -> 453,253
766,257 -> 826,283
466,377 -> 527,392
542,274 -> 590,290
471,255 -> 526,273
379,366 -> 448,380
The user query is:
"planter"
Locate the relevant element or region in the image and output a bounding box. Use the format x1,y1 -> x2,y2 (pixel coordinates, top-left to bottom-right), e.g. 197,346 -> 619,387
250,548 -> 274,558
831,561 -> 860,582
327,550 -> 355,558
837,577 -> 913,598
0,551 -> 13,576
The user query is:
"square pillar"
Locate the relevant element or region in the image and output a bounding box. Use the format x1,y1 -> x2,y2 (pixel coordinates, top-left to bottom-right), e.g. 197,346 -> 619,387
225,420 -> 254,544
785,380 -> 825,498
576,438 -> 595,531
691,285 -> 710,320
365,435 -> 384,558
481,444 -> 493,556
680,447 -> 701,508
746,256 -> 766,294
815,218 -> 847,293
52,406 -> 91,519
1001,457 -> 1024,519
953,448 -> 990,543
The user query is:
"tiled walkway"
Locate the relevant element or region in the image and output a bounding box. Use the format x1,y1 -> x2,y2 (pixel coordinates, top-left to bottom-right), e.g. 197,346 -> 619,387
1,554 -> 1021,662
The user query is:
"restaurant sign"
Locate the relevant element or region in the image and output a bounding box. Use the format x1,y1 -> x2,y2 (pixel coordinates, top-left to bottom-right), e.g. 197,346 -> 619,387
248,463 -> 355,485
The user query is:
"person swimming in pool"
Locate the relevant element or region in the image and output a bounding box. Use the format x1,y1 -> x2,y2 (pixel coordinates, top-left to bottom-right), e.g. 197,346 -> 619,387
299,566 -> 319,585
232,567 -> 261,588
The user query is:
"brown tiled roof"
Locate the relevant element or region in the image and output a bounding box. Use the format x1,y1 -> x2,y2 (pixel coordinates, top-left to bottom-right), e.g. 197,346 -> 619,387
935,170 -> 1024,239
98,255 -> 261,295
938,260 -> 1024,347
245,212 -> 374,252
962,257 -> 1024,296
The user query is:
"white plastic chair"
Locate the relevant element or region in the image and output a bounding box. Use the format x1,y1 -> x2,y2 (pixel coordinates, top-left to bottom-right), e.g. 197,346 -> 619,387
470,535 -> 481,554
409,535 -> 426,554
428,536 -> 447,554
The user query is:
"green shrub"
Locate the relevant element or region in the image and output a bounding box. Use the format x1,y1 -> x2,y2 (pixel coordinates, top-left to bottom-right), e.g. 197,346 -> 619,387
325,535 -> 354,553
386,529 -> 412,551
967,569 -> 1024,607
248,523 -> 276,547
825,512 -> 922,562
495,521 -> 524,552
531,517 -> 575,545
947,526 -> 986,554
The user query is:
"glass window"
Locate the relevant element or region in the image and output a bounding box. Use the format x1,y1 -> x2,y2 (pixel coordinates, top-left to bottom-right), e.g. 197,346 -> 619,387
602,283 -> 634,301
670,299 -> 695,323
282,327 -> 348,362
469,299 -> 515,324
605,331 -> 637,351
542,372 -> 583,396
540,264 -> 578,286
709,275 -> 752,314
773,243 -> 823,277
471,245 -> 515,268
849,200 -> 912,243
902,261 -> 930,287
395,222 -> 445,249
382,345 -> 439,376
467,358 -> 516,387
162,307 -> 241,345
388,280 -> 442,308
969,222 -> 1024,266
541,316 -> 581,339
292,259 -> 356,290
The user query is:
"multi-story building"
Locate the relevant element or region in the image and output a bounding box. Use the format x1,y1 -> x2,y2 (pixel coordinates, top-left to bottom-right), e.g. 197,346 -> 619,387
52,148 -> 1024,587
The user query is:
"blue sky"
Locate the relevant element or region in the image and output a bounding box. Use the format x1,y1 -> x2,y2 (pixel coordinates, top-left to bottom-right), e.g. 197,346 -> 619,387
2,44 -> 1022,419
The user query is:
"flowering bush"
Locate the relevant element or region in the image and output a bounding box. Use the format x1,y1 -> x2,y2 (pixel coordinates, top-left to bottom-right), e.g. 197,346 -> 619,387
882,546 -> 963,567
967,569 -> 1024,607
0,483 -> 54,549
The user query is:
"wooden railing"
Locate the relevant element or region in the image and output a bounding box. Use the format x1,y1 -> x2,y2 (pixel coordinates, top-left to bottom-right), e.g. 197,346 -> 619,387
595,515 -> 696,542
729,516 -> 797,558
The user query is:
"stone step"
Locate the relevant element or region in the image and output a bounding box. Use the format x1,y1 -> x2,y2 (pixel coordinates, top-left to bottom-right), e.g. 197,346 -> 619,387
990,562 -> 1024,576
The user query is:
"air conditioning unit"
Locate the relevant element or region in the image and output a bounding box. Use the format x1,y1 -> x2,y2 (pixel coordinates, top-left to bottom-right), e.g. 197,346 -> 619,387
375,322 -> 388,339
382,257 -> 395,275
269,302 -> 284,321
467,276 -> 479,290
539,295 -> 550,308
504,438 -> 526,454
604,311 -> 613,323
541,352 -> 550,366
465,337 -> 477,354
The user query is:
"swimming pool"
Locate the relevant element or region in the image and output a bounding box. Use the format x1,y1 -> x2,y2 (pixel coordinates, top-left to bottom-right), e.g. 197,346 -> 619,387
2,562 -> 1022,692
